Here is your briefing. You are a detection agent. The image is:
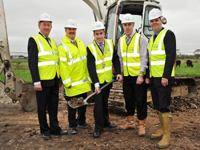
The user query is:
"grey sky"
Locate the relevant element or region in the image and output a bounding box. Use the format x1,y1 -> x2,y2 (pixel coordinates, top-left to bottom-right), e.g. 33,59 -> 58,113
3,0 -> 200,55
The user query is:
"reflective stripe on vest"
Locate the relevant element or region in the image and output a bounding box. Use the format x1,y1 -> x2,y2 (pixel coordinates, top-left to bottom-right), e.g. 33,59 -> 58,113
38,61 -> 59,67
71,77 -> 90,86
150,61 -> 165,66
96,66 -> 112,74
62,77 -> 90,86
63,78 -> 71,85
38,51 -> 58,56
60,43 -> 87,66
123,62 -> 140,67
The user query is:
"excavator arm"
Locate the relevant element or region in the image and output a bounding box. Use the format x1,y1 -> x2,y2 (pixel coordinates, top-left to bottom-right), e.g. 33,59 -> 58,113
82,0 -> 108,22
0,0 -> 36,112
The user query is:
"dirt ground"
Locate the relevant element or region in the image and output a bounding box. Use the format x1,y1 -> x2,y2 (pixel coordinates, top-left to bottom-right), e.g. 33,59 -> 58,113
0,93 -> 200,150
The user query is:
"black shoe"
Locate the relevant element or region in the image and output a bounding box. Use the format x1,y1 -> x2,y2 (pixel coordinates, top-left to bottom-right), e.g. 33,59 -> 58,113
51,130 -> 68,135
42,134 -> 50,140
109,123 -> 117,128
69,127 -> 77,134
93,131 -> 101,138
78,122 -> 91,128
60,130 -> 68,135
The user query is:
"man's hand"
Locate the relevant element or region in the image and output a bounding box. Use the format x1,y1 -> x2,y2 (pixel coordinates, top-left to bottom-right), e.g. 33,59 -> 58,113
59,80 -> 63,88
136,75 -> 144,84
95,87 -> 101,94
145,78 -> 150,84
116,74 -> 123,82
161,78 -> 168,87
34,84 -> 42,91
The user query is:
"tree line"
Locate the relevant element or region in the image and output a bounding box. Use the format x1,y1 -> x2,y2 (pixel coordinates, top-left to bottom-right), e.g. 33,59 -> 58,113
176,49 -> 200,59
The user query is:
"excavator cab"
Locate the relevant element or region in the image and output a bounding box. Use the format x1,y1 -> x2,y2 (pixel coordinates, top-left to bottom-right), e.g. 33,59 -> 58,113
105,0 -> 161,47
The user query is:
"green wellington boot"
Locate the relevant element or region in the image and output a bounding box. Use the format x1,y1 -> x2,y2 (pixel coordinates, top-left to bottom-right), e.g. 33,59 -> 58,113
151,112 -> 163,139
157,112 -> 172,149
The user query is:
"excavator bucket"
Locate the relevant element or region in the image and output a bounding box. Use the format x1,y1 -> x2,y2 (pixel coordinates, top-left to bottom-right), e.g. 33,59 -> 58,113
15,77 -> 37,112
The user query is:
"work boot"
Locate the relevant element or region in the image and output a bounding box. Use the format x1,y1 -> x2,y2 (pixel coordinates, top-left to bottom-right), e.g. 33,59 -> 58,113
138,118 -> 146,137
151,112 -> 163,139
119,116 -> 135,130
157,112 -> 172,149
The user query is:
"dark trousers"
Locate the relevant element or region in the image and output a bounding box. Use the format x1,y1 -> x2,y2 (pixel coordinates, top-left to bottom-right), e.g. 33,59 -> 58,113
36,84 -> 61,135
92,82 -> 112,132
150,78 -> 172,113
123,76 -> 147,120
66,93 -> 87,128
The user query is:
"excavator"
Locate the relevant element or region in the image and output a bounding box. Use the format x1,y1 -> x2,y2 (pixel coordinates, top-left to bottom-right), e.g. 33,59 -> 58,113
0,0 -> 198,112
83,0 -> 198,112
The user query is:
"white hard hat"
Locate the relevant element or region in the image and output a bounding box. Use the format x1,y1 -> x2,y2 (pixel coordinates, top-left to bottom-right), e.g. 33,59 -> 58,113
38,13 -> 52,22
92,21 -> 105,31
122,13 -> 134,24
149,8 -> 162,20
64,19 -> 77,28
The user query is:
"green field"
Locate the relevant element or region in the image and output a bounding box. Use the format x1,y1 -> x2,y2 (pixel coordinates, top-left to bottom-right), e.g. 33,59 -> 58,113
0,59 -> 32,83
175,62 -> 200,77
0,59 -> 200,83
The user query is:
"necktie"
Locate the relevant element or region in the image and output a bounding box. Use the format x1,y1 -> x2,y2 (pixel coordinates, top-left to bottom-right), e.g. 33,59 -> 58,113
126,36 -> 131,45
72,40 -> 77,47
45,37 -> 51,47
99,44 -> 104,53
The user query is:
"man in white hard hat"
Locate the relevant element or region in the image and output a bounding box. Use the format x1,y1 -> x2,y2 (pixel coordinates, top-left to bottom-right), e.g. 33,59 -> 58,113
87,21 -> 122,138
118,13 -> 148,137
58,19 -> 91,134
28,13 -> 68,140
146,8 -> 176,149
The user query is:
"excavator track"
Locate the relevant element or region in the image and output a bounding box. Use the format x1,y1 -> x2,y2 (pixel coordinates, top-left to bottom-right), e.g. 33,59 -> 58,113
108,77 -> 198,114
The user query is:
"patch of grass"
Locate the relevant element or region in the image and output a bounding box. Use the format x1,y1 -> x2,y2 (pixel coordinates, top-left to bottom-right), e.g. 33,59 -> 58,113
175,63 -> 200,77
0,70 -> 32,83
0,58 -> 32,83
13,70 -> 33,82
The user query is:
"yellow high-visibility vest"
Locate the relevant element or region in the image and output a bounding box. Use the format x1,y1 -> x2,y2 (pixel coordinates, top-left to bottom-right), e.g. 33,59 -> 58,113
148,29 -> 175,78
32,33 -> 59,80
88,39 -> 114,84
58,36 -> 91,97
119,33 -> 142,76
